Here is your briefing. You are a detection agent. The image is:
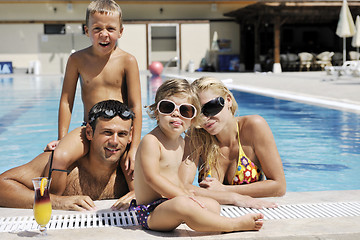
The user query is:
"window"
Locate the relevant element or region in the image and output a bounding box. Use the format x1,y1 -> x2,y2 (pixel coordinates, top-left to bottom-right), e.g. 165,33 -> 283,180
44,24 -> 66,34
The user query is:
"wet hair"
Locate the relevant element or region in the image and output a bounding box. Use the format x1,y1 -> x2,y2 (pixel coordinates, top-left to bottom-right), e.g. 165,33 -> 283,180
146,78 -> 200,123
88,99 -> 134,131
86,0 -> 123,29
188,77 -> 238,179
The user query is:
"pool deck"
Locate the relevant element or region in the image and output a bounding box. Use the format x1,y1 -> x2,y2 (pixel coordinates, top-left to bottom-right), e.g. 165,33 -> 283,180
1,190 -> 360,239
1,70 -> 360,239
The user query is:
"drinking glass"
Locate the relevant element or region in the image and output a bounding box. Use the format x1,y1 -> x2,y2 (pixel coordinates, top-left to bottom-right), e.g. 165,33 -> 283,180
32,177 -> 52,236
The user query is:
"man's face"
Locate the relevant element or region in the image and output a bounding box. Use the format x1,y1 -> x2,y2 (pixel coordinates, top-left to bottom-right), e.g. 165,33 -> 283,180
87,116 -> 132,165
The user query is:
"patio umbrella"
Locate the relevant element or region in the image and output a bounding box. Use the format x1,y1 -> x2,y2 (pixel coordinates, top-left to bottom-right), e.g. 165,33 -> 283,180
351,15 -> 360,60
211,31 -> 219,51
336,0 -> 356,63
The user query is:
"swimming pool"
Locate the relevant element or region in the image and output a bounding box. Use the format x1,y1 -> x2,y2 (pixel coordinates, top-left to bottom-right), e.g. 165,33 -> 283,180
0,74 -> 359,192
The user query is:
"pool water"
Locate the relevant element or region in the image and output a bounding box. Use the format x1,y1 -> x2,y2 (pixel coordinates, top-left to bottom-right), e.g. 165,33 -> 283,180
0,74 -> 359,192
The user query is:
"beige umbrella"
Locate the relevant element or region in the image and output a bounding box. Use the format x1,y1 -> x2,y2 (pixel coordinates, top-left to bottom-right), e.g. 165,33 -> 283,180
211,31 -> 219,51
351,15 -> 360,60
336,0 -> 356,62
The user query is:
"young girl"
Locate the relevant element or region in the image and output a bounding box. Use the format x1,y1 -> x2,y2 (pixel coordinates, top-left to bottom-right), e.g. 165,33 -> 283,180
130,78 -> 264,232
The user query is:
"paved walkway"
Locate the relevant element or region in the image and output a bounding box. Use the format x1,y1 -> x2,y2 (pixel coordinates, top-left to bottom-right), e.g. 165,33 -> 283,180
166,70 -> 360,113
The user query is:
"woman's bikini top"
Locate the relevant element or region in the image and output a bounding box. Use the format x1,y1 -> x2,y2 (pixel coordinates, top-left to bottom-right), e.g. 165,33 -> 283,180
199,123 -> 264,185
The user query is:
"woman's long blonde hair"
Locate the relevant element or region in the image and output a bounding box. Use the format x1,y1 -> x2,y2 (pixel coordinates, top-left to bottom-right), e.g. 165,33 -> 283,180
188,77 -> 238,179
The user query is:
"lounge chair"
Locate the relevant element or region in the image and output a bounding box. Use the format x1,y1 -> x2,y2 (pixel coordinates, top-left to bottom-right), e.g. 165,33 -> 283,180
325,60 -> 360,77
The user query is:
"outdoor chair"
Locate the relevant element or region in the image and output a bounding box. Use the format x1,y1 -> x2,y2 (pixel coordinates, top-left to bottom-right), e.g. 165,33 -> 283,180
349,51 -> 360,61
286,53 -> 299,70
332,52 -> 343,66
315,51 -> 334,70
298,52 -> 314,71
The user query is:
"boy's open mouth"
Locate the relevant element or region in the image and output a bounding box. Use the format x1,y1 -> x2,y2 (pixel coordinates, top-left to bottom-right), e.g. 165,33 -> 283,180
99,42 -> 110,47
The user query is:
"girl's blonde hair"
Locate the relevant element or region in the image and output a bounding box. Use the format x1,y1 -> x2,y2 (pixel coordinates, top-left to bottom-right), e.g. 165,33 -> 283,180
147,78 -> 200,123
188,77 -> 238,179
86,0 -> 123,29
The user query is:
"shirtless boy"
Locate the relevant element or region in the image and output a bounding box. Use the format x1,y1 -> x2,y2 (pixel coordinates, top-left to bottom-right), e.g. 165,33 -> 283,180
48,0 -> 141,193
0,100 -> 134,211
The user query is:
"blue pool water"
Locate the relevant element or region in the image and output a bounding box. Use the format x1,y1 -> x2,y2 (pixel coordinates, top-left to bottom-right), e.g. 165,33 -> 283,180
0,74 -> 359,192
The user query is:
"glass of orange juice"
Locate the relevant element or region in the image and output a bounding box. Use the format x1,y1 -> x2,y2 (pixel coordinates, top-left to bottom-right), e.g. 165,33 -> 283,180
32,177 -> 52,236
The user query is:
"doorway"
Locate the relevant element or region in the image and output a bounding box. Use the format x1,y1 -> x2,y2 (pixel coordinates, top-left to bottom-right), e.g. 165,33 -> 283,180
147,23 -> 180,70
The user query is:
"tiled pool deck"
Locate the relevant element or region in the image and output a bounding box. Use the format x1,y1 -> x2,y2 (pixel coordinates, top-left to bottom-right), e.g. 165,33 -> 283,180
1,71 -> 360,239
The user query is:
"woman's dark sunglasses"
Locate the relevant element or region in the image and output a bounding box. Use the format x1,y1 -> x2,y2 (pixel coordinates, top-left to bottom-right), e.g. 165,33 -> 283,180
157,99 -> 197,119
201,96 -> 225,117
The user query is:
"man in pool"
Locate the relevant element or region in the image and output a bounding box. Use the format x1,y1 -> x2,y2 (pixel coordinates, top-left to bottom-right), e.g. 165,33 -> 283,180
0,100 -> 134,211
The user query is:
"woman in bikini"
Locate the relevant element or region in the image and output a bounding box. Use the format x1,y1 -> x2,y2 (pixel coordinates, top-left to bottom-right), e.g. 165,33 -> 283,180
180,76 -> 286,199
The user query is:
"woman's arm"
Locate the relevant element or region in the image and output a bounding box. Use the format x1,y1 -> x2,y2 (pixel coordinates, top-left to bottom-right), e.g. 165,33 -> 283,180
180,136 -> 277,208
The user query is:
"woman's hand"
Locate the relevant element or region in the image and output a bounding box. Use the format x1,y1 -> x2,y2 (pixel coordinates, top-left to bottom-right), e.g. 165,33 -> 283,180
231,193 -> 278,209
199,177 -> 226,191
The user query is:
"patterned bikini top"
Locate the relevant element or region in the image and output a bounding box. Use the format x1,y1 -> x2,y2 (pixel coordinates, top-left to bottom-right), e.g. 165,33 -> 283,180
199,123 -> 264,185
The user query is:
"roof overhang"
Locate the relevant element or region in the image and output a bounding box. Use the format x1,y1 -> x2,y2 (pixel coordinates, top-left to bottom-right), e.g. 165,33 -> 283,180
225,1 -> 360,25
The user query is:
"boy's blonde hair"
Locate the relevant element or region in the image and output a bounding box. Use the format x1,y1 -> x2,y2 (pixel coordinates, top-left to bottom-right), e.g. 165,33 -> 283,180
147,78 -> 200,123
86,0 -> 123,28
188,77 -> 238,180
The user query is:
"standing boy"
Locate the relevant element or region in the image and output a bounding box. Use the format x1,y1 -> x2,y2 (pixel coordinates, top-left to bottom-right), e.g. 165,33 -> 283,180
47,0 -> 142,195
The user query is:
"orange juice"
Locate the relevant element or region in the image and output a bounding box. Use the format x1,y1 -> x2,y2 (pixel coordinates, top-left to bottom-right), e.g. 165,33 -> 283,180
33,188 -> 52,227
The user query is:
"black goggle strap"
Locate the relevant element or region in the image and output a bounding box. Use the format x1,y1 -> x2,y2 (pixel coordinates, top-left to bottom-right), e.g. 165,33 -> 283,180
47,150 -> 70,188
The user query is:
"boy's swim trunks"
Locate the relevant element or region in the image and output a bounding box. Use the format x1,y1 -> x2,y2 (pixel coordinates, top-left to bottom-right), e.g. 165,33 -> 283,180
129,198 -> 168,229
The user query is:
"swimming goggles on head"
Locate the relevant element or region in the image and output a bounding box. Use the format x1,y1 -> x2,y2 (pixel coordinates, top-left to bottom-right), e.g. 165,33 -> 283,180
89,108 -> 133,124
157,99 -> 197,119
201,96 -> 225,117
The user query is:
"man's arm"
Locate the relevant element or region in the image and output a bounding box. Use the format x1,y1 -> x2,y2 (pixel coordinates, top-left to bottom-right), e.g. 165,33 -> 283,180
0,152 -> 50,208
46,127 -> 89,196
0,152 -> 96,211
58,54 -> 80,140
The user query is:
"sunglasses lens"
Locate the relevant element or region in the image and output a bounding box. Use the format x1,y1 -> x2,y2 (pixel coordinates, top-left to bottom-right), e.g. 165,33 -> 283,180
202,97 -> 224,117
180,105 -> 196,119
158,101 -> 175,114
